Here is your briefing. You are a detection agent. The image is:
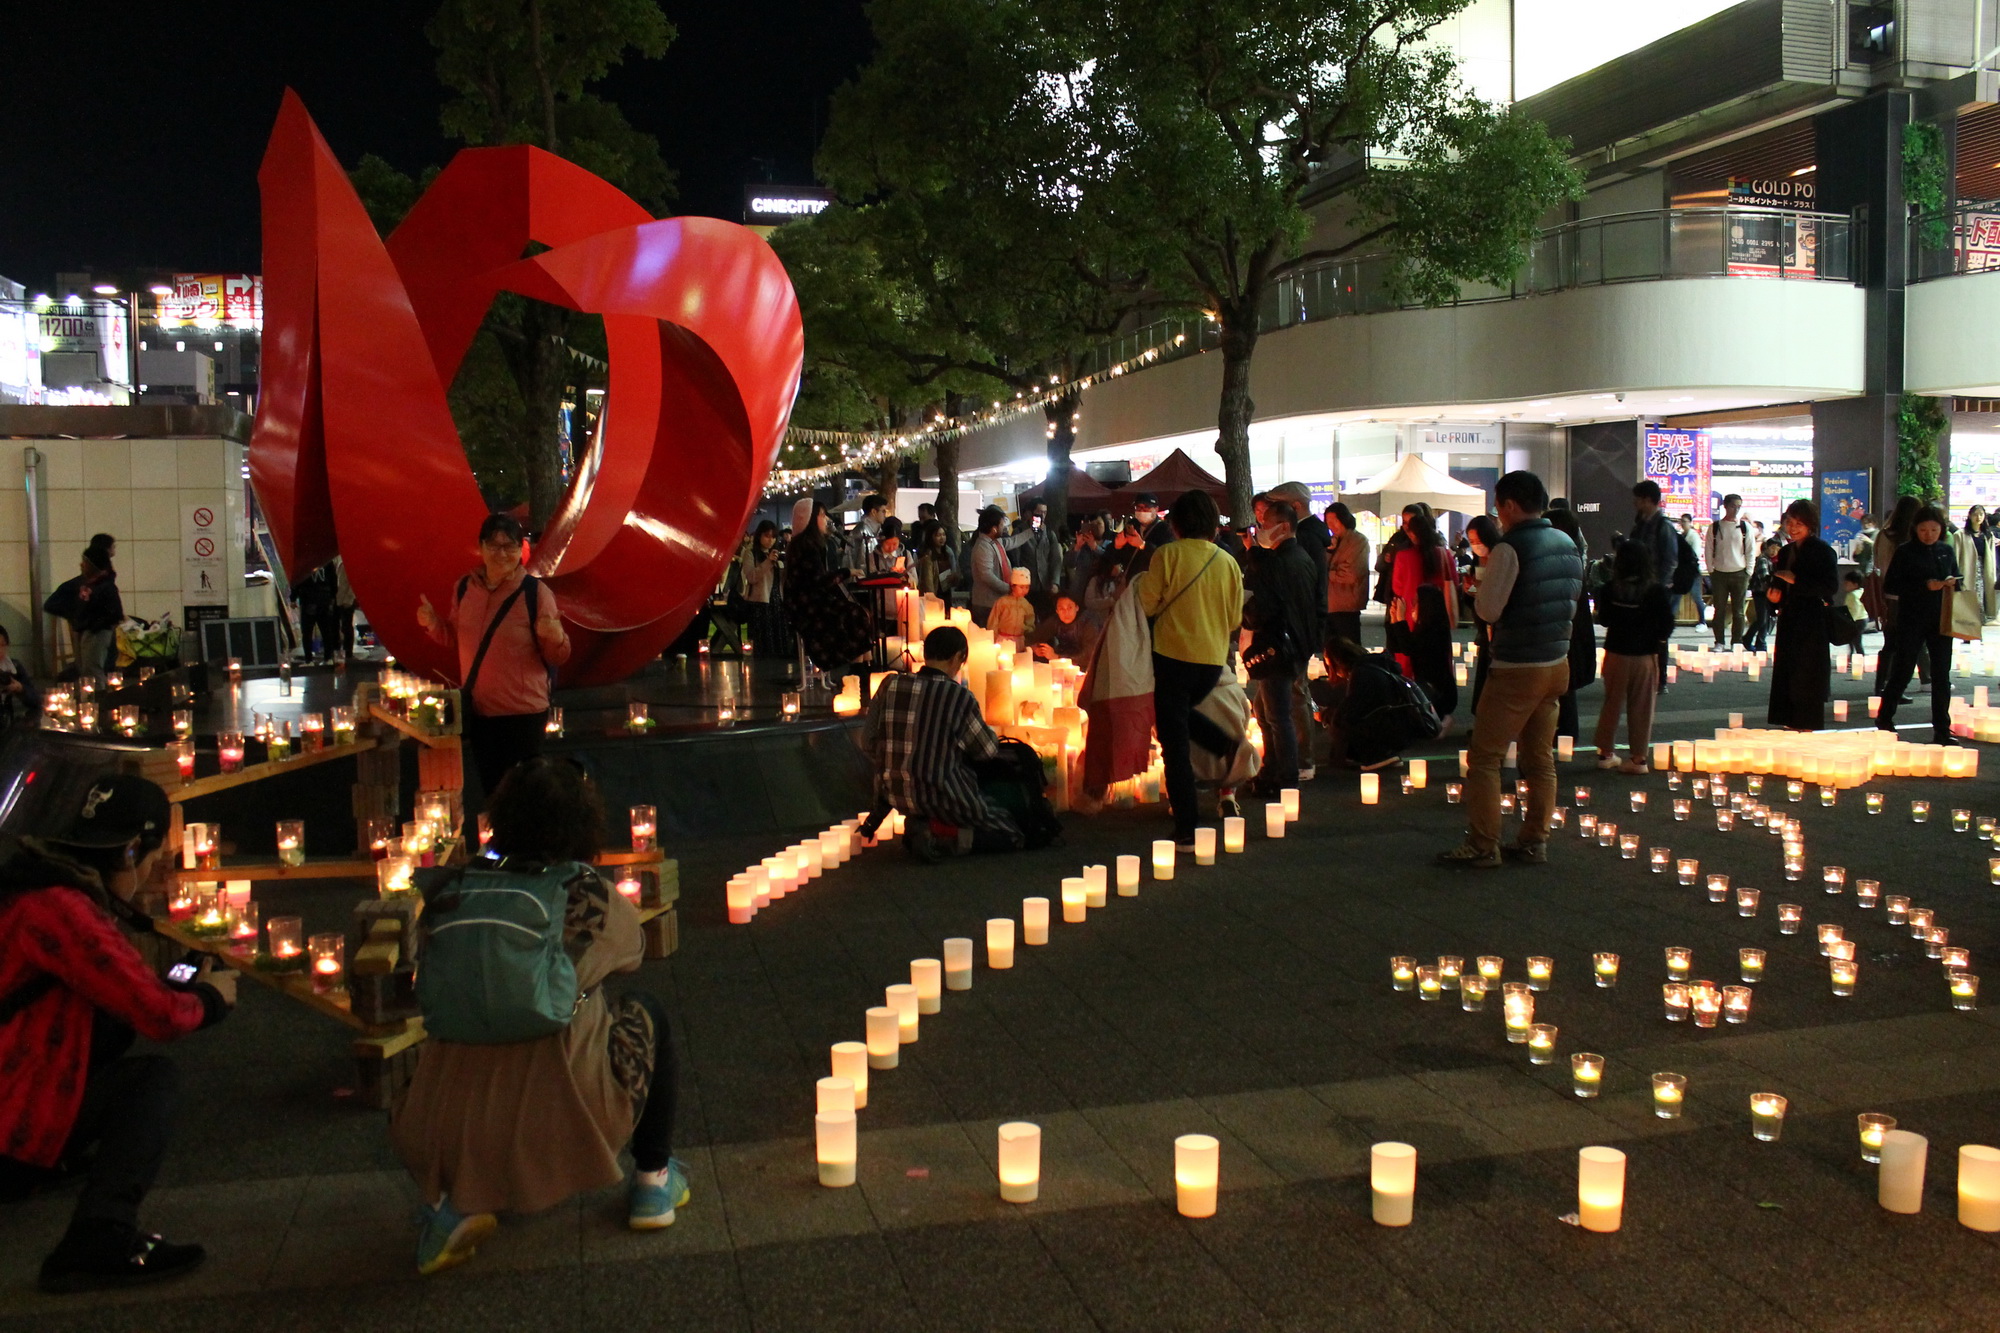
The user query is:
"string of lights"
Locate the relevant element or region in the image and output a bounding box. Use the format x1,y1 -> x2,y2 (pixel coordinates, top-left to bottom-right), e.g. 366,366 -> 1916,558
763,335 -> 1182,496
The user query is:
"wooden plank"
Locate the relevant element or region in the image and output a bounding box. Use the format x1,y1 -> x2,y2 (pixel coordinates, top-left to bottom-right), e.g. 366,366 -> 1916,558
367,705 -> 462,751
169,738 -> 378,803
171,859 -> 380,883
151,917 -> 412,1038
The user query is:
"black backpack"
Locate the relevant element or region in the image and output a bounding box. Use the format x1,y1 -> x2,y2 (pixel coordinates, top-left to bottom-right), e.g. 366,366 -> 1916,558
1672,532 -> 1700,595
973,738 -> 1063,850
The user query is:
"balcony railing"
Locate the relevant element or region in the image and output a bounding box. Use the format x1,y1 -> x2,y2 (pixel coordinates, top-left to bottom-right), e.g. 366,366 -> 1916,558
1908,203 -> 2000,282
1083,206 -> 1856,376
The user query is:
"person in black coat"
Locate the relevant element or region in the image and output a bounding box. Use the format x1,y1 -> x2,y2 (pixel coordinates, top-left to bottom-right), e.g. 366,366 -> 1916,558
1546,508 -> 1594,741
1875,504 -> 1961,743
1766,498 -> 1839,731
1241,499 -> 1322,793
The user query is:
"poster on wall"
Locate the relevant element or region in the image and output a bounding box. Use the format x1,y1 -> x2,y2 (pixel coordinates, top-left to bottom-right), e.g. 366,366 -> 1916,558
181,502 -> 228,607
1643,427 -> 1711,516
1708,431 -> 1814,532
1820,468 -> 1871,562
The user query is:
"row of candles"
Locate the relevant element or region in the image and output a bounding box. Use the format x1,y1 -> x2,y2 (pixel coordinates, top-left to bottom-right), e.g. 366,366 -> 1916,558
814,795 -> 1310,1206
167,882 -> 347,996
725,814 -> 889,923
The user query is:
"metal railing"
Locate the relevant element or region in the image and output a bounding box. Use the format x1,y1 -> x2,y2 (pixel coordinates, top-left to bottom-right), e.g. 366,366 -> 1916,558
1909,203 -> 2000,282
1082,206 -> 1857,376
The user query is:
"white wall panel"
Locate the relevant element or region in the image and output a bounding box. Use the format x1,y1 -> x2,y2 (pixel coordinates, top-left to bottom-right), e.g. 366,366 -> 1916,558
1907,270 -> 2000,396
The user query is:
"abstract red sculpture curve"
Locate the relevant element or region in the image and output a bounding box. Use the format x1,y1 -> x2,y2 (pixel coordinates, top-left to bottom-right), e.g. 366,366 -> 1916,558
248,91 -> 803,685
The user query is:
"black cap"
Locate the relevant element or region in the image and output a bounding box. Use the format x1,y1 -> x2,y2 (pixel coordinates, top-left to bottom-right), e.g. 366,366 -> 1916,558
54,774 -> 171,851
1134,493 -> 1160,508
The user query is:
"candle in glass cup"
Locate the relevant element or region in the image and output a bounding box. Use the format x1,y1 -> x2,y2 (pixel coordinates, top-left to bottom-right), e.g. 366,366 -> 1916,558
1817,923 -> 1844,956
1500,792 -> 1517,816
309,932 -> 345,994
1527,1023 -> 1558,1064
1672,798 -> 1691,821
1673,858 -> 1696,886
1886,894 -> 1911,925
1706,874 -> 1731,904
218,731 -> 245,773
1578,812 -> 1597,840
1784,779 -> 1803,803
1692,777 -> 1708,798
1722,985 -> 1752,1023
1750,1093 -> 1788,1141
1746,774 -> 1764,796
1648,846 -> 1669,874
1592,952 -> 1619,988
1830,955 -> 1860,996
1823,865 -> 1845,895
172,739 -> 195,781
1990,857 -> 2000,886
1737,886 -> 1760,917
1908,907 -> 1935,940
275,820 -> 305,867
1952,973 -> 1980,1010
1476,955 -> 1504,983
1570,1052 -> 1604,1098
1629,791 -> 1647,813
1459,975 -> 1488,1011
1783,854 -> 1804,882
1740,947 -> 1766,981
629,805 -> 658,852
1857,1113 -> 1896,1164
1691,982 -> 1722,1027
1503,984 -> 1534,1041
1391,956 -> 1416,992
1443,780 -> 1464,805
1662,982 -> 1689,1021
1664,947 -> 1691,979
1526,956 -> 1553,991
1416,966 -> 1441,1001
1777,903 -> 1803,934
1854,878 -> 1880,907
1436,956 -> 1463,991
1926,927 -> 1949,960
1597,822 -> 1617,848
1573,785 -> 1590,808
1983,816 -> 1999,841
1865,791 -> 1884,814
1819,785 -> 1836,806
1666,769 -> 1682,789
266,914 -> 303,965
1954,808 -> 1973,832
1716,809 -> 1735,832
1911,799 -> 1931,823
1618,833 -> 1639,860
1652,1072 -> 1687,1119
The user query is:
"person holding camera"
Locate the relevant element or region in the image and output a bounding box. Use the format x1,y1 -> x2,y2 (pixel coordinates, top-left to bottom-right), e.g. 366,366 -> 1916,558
0,775 -> 234,1292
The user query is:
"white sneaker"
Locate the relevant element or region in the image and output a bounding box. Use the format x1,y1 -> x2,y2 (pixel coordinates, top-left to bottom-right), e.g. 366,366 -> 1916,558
1297,765 -> 1316,782
1595,754 -> 1621,770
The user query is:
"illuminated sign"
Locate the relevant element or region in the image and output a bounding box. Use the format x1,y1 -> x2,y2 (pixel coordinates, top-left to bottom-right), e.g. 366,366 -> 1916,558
744,185 -> 834,225
158,274 -> 262,328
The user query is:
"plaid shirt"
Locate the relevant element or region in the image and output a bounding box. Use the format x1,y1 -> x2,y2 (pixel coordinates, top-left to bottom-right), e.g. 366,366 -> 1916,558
862,668 -> 1013,832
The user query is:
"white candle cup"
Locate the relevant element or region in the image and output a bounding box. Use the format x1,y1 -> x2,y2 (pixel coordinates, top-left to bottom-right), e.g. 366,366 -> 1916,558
886,983 -> 920,1044
831,1041 -> 869,1108
1266,802 -> 1287,837
1175,1134 -> 1220,1218
1084,864 -> 1109,904
1060,878 -> 1087,923
1409,758 -> 1428,788
1957,1144 -> 2000,1231
866,1007 -> 901,1069
997,1121 -> 1042,1203
986,918 -> 1015,969
911,958 -> 943,1013
1023,898 -> 1051,945
1116,855 -> 1141,895
1190,827 -> 1217,865
1282,787 -> 1301,821
943,938 -> 974,991
816,1110 -> 858,1187
1222,817 -> 1246,852
1879,1130 -> 1929,1213
1371,1141 -> 1418,1226
1152,839 -> 1177,880
817,1076 -> 856,1117
1577,1146 -> 1626,1233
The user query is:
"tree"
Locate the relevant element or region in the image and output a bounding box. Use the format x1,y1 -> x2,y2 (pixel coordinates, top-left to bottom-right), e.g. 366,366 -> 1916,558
780,0 -> 1153,536
1053,0 -> 1584,520
354,0 -> 675,526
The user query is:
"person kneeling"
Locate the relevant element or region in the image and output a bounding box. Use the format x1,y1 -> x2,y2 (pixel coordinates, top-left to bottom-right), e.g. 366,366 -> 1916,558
864,625 -> 1027,862
0,776 -> 233,1293
391,759 -> 684,1275
1315,637 -> 1442,772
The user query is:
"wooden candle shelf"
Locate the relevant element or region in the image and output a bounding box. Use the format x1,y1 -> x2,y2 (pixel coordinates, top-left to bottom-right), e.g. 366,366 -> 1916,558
169,738 -> 378,803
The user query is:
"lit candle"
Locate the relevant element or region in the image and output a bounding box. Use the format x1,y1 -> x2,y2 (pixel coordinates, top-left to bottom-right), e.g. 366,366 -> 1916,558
1879,1130 -> 1928,1213
885,983 -> 920,1044
1390,956 -> 1416,992
1527,1023 -> 1558,1064
1690,981 -> 1722,1027
1664,947 -> 1691,979
1661,980 -> 1690,1020
1266,802 -> 1286,837
1672,798 -> 1690,821
816,1110 -> 857,1187
1175,1134 -> 1220,1218
1716,809 -> 1734,832
1886,894 -> 1910,925
1723,984 -> 1752,1023
1866,791 -> 1884,814
1459,975 -> 1488,1011
817,1075 -> 856,1117
1857,1113 -> 1894,1164
309,932 -> 344,994
866,1006 -> 900,1069
997,1122 -> 1041,1203
1592,952 -> 1619,988
1954,808 -> 1973,833
1503,983 -> 1534,1041
1820,785 -> 1836,806
615,873 -> 642,903
1817,923 -> 1844,956
1577,1146 -> 1626,1233
1952,973 -> 1980,1010
911,958 -> 942,1015
1445,781 -> 1463,804
1618,833 -> 1639,859
1476,955 -> 1503,983
1525,956 -> 1552,991
1991,858 -> 2000,886
1116,855 -> 1140,896
1737,887 -> 1760,917
1942,946 -> 1970,971
1908,907 -> 1935,940
832,1041 -> 869,1107
943,937 -> 974,991
1777,903 -> 1803,934
1082,864 -> 1108,904
1152,839 -> 1176,881
1652,1072 -> 1687,1119
1281,787 -> 1301,821
218,731 -> 246,773
1059,878 -> 1087,924
1830,956 -> 1859,996
1571,1052 -> 1604,1099
1358,774 -> 1379,805
1833,699 -> 1848,720
1416,966 -> 1441,1001
1912,800 -> 1931,823
1436,955 -> 1463,990
1024,896 -> 1052,944
1222,817 -> 1246,852
986,918 -> 1015,970
1750,1092 -> 1788,1141
1408,759 -> 1428,788
1958,1146 -> 2000,1231
276,819 -> 305,867
1371,1141 -> 1417,1226
1597,821 -> 1617,847
1927,927 -> 1949,960
630,805 -> 658,852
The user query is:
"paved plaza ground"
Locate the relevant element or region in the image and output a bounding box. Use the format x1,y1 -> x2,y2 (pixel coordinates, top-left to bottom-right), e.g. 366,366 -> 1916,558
4,627 -> 2000,1332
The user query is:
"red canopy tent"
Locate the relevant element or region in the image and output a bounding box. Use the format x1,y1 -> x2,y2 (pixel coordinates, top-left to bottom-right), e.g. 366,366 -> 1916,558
1109,448 -> 1230,515
1019,469 -> 1117,508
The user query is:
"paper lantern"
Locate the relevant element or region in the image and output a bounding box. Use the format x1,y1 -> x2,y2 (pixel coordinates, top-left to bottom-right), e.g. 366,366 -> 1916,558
1359,774 -> 1379,804
817,1076 -> 856,1116
1223,817 -> 1246,852
1408,759 -> 1428,788
1175,1134 -> 1220,1218
830,1041 -> 869,1108
997,1122 -> 1041,1203
816,1110 -> 857,1187
911,958 -> 942,1013
1266,803 -> 1286,837
1193,827 -> 1217,865
942,937 -> 974,991
1577,1146 -> 1626,1232
986,918 -> 1015,969
1958,1144 -> 2000,1231
865,1007 -> 900,1069
1371,1141 -> 1417,1226
1880,1130 -> 1928,1213
1116,855 -> 1140,895
1023,898 -> 1051,944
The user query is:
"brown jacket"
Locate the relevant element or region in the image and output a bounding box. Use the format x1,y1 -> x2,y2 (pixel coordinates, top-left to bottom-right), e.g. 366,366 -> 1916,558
391,868 -> 648,1216
1326,529 -> 1371,613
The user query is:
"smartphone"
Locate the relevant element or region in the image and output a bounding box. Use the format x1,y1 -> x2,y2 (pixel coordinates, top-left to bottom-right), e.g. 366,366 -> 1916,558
165,951 -> 205,986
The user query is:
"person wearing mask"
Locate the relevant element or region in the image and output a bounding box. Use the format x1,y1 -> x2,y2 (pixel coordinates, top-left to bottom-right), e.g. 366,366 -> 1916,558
0,776 -> 233,1292
1013,502 -> 1063,617
1271,482 -> 1330,605
1437,471 -> 1583,868
863,625 -> 1024,859
1630,482 -> 1678,688
46,543 -> 123,690
1323,502 -> 1370,649
1706,493 -> 1755,647
1869,495 -> 1923,701
1240,497 -> 1320,795
1591,543 -> 1675,773
1131,494 -> 1171,551
1315,636 -> 1437,772
1766,498 -> 1839,731
782,499 -> 875,676
1744,538 -> 1779,652
392,759 -> 685,1273
418,514 -> 571,799
1875,504 -> 1962,744
1390,510 -> 1458,720
1139,489 -> 1245,847
1544,507 -> 1594,745
1461,515 -> 1501,709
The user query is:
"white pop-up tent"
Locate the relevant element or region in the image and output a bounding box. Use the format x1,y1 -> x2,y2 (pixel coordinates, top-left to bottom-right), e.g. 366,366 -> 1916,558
1339,453 -> 1489,519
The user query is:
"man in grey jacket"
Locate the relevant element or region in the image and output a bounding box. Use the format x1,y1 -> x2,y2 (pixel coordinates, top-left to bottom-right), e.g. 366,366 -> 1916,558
968,507 -> 1015,629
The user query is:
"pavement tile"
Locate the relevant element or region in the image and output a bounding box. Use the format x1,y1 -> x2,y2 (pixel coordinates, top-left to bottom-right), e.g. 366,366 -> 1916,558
735,1231 -> 924,1333
415,1265 -> 582,1332
706,1135 -> 878,1250
884,1217 -> 1100,1332
579,1250 -> 752,1331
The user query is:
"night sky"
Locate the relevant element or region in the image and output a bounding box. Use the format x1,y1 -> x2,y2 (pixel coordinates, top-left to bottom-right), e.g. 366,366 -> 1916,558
0,1 -> 872,291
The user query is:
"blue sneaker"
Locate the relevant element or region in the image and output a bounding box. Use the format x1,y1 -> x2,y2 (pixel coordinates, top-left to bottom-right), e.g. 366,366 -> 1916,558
628,1158 -> 691,1231
416,1197 -> 497,1276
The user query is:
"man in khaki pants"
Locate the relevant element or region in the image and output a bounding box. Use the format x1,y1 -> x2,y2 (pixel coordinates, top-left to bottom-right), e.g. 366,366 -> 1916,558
1437,472 -> 1584,868
1706,492 -> 1755,646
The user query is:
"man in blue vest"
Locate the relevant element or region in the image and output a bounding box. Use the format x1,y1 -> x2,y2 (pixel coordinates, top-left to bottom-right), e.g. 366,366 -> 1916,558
1438,471 -> 1585,868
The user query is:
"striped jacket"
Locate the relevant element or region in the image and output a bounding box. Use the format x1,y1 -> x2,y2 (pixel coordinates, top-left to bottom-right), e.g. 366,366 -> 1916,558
862,668 -> 1017,834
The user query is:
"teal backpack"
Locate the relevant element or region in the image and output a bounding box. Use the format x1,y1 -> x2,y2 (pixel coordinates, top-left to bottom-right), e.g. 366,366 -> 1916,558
413,860 -> 587,1044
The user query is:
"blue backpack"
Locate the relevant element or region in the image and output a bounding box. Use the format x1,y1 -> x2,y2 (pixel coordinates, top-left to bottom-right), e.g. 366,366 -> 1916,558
414,860 -> 587,1044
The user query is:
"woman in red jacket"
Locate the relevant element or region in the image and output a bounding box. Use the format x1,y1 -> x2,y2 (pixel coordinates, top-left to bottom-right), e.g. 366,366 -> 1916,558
0,775 -> 234,1293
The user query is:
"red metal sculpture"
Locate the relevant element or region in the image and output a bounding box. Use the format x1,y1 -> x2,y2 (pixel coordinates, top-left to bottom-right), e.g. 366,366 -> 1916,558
249,91 -> 803,685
